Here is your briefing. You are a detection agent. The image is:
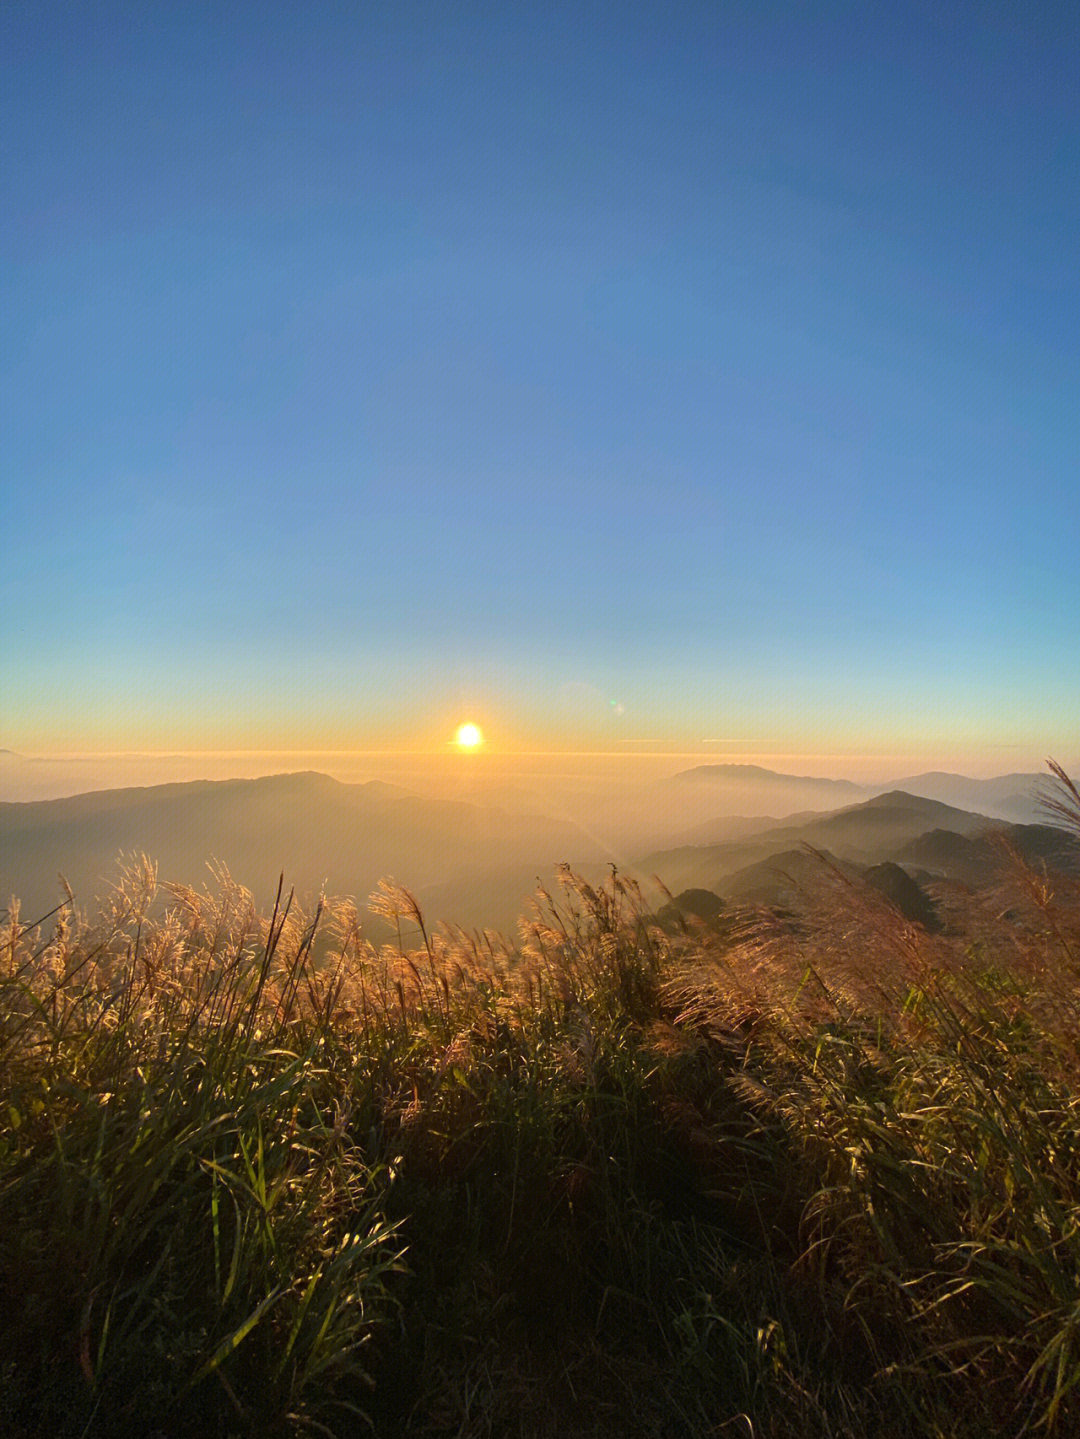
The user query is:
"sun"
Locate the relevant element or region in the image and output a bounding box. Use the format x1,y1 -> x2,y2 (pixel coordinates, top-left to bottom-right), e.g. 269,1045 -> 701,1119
454,722 -> 484,750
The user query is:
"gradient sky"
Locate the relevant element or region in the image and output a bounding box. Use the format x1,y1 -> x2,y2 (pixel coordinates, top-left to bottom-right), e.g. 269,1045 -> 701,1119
3,1 -> 1077,765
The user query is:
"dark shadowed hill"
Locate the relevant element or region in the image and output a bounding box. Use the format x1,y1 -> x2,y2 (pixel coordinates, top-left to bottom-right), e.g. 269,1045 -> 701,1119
652,887 -> 727,933
0,771 -> 608,927
895,823 -> 1080,886
863,861 -> 942,930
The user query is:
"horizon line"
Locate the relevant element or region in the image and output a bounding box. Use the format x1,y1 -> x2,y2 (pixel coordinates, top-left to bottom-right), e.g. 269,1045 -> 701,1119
7,747 -> 1050,761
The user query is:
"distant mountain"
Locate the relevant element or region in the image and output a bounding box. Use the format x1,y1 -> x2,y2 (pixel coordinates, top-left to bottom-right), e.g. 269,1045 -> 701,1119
661,765 -> 1071,841
0,771 -> 608,928
669,764 -> 863,798
878,772 -> 1049,825
652,765 -> 871,847
635,786 -> 1080,911
635,791 -> 996,895
5,766 -> 1077,936
785,790 -> 993,857
666,809 -> 831,848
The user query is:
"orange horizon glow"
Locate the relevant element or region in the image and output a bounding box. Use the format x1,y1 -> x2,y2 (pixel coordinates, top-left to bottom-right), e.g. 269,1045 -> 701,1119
2,743 -> 1073,787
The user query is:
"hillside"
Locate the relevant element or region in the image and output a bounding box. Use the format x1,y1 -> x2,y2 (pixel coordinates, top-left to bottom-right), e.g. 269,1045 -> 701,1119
0,771 -> 607,927
896,822 -> 1080,886
717,847 -> 860,907
6,838 -> 1080,1437
882,770 -> 1050,824
658,768 -> 1055,847
4,772 -> 1077,938
634,790 -> 1001,896
633,790 -> 1080,912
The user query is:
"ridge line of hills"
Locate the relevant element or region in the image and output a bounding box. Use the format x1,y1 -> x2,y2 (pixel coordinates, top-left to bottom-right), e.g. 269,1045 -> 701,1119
1,766 -> 1076,935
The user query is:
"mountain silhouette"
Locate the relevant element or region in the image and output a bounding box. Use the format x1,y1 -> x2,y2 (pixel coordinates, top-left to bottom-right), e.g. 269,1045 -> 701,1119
863,861 -> 941,930
879,771 -> 1050,824
669,763 -> 863,794
896,823 -> 1080,886
4,770 -> 1077,936
633,789 -> 1079,903
0,771 -> 607,927
636,791 -> 994,893
653,887 -> 727,933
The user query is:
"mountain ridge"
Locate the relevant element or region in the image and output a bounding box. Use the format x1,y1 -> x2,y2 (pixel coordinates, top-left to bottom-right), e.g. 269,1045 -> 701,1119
3,769 -> 1076,933
0,770 -> 609,928
631,789 -> 1077,900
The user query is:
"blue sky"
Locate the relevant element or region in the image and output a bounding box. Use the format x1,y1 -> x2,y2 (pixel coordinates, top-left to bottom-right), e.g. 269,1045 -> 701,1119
3,1 -> 1077,765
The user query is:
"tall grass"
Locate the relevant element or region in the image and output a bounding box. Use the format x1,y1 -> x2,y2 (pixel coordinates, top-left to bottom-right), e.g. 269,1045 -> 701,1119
3,774 -> 1080,1436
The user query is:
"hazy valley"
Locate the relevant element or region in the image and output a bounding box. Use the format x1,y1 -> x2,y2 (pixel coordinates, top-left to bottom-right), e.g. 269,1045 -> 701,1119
3,759 -> 1074,938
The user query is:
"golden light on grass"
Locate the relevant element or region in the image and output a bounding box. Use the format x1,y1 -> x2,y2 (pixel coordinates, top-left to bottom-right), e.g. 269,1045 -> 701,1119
453,722 -> 483,750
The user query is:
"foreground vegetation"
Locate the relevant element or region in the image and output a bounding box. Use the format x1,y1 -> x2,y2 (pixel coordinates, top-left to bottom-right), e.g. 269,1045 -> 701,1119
4,773 -> 1080,1437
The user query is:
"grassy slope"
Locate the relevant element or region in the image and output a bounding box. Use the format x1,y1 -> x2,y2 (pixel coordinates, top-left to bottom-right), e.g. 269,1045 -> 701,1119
3,786 -> 1080,1437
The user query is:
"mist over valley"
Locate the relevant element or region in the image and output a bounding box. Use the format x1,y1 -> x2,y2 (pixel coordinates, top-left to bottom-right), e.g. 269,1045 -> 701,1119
3,758 -> 1074,936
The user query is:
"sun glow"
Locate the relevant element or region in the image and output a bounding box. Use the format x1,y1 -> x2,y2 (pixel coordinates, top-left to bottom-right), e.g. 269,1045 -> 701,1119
454,722 -> 484,750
